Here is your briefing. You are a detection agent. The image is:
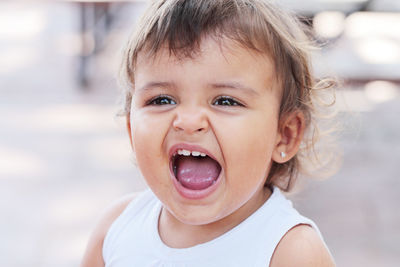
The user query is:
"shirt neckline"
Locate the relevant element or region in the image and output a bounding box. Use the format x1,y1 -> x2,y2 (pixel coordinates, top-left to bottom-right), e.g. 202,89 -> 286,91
149,186 -> 283,262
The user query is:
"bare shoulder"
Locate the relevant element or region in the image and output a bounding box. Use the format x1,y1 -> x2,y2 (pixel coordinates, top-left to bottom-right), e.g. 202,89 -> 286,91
270,224 -> 336,267
80,193 -> 138,267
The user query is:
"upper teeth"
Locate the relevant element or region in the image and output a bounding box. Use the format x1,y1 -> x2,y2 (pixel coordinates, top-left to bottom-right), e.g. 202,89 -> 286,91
177,149 -> 207,157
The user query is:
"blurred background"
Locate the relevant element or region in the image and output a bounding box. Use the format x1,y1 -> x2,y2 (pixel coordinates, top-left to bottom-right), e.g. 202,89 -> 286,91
0,0 -> 399,266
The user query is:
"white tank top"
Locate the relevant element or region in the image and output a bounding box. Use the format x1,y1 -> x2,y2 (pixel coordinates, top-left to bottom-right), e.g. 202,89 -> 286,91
103,187 -> 324,267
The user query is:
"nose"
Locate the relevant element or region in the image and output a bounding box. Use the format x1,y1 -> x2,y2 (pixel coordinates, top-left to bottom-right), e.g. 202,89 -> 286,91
172,105 -> 209,134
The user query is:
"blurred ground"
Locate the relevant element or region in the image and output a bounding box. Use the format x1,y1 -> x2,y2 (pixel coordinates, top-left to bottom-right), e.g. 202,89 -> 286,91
0,1 -> 399,267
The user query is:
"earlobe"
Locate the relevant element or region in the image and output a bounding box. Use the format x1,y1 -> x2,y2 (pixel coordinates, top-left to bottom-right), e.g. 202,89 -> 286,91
273,111 -> 305,163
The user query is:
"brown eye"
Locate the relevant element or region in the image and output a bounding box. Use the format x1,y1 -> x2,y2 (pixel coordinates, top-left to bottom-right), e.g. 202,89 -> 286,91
147,96 -> 177,106
213,96 -> 243,107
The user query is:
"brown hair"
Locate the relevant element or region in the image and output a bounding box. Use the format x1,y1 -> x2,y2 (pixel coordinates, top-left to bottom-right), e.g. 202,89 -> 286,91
118,0 -> 338,192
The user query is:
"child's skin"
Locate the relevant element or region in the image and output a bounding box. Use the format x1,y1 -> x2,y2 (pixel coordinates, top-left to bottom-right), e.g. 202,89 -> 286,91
81,36 -> 335,266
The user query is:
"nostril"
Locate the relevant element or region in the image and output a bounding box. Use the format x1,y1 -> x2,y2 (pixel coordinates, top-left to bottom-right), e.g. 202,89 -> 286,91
174,126 -> 205,133
172,117 -> 208,133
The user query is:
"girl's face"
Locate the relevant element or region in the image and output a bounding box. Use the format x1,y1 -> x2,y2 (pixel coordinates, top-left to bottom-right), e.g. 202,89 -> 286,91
130,37 -> 282,226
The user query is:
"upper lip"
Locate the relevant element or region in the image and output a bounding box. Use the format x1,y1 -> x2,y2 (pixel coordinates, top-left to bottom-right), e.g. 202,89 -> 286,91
168,143 -> 219,163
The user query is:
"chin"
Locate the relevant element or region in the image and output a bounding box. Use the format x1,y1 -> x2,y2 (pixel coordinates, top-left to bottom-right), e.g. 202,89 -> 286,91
168,199 -> 229,226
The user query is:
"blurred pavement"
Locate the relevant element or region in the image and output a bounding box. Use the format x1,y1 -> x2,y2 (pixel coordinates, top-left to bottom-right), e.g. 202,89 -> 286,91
0,1 -> 399,266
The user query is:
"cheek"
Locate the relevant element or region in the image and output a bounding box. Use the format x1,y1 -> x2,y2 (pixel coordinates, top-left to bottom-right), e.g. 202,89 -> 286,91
132,122 -> 170,196
131,112 -> 170,173
219,112 -> 278,150
217,114 -> 278,184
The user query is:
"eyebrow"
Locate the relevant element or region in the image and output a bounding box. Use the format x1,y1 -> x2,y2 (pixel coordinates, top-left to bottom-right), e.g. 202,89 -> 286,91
210,82 -> 259,96
136,81 -> 260,96
136,81 -> 175,92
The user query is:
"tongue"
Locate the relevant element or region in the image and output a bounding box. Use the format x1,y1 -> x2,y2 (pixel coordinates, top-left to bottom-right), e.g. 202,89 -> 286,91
175,156 -> 221,190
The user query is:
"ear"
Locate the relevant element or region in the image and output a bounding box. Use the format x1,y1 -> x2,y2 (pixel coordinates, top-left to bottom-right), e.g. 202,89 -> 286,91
126,113 -> 135,151
272,111 -> 305,163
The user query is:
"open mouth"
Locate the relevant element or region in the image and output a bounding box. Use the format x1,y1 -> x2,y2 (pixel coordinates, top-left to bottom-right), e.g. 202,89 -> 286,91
171,149 -> 222,191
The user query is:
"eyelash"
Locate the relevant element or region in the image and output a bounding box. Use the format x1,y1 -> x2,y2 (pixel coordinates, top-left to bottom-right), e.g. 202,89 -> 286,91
213,96 -> 244,107
145,95 -> 244,107
146,95 -> 176,106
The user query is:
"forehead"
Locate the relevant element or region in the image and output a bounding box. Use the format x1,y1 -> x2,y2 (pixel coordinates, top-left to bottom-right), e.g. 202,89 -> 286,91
134,37 -> 277,84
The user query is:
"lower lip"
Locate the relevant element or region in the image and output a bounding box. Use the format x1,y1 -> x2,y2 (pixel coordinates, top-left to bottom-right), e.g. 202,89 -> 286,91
170,170 -> 222,200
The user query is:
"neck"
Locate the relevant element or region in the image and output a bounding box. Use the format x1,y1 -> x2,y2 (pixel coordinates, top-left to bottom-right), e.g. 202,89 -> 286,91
158,186 -> 272,248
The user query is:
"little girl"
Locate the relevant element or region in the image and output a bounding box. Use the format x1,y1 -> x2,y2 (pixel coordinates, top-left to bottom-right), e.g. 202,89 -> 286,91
81,0 -> 336,266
